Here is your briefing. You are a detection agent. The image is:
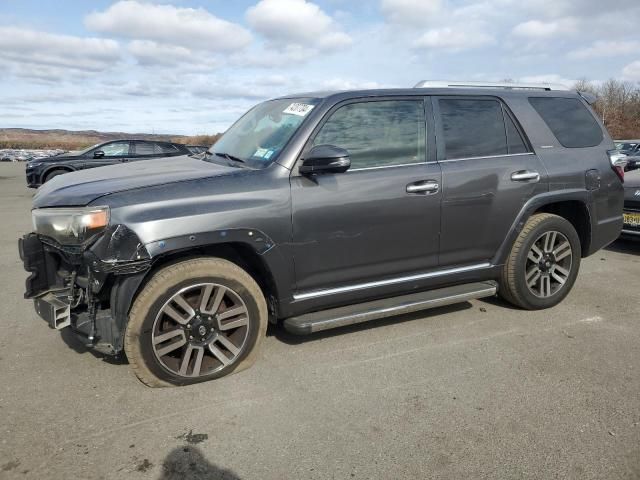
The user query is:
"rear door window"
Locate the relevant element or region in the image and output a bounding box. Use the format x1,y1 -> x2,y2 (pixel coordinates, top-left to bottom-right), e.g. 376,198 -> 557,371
437,98 -> 508,159
528,97 -> 603,148
134,142 -> 155,156
155,143 -> 179,155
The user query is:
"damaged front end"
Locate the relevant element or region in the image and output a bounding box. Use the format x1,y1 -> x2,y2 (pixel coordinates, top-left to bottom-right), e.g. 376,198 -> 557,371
19,213 -> 151,355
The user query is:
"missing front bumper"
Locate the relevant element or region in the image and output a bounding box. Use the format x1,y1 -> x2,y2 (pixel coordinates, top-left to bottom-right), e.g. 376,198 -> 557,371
34,291 -> 71,329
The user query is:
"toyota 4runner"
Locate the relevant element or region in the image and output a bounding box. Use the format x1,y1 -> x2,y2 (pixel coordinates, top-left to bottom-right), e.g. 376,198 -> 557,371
19,81 -> 626,387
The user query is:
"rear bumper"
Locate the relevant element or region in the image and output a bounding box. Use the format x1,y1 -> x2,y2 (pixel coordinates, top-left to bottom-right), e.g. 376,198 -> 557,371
621,207 -> 640,237
587,214 -> 623,255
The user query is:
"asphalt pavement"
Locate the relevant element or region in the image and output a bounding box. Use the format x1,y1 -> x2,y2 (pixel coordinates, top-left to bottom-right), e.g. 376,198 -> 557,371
0,162 -> 638,479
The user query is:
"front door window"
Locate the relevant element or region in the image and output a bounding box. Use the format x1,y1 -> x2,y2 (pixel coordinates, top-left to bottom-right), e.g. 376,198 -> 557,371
100,142 -> 130,157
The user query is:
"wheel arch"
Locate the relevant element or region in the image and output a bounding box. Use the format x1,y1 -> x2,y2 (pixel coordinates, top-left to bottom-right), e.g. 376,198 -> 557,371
493,190 -> 593,265
533,201 -> 591,256
110,238 -> 283,351
144,242 -> 280,314
41,165 -> 74,183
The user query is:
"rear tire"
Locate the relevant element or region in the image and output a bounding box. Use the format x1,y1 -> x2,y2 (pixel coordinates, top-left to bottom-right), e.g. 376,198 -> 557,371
500,213 -> 581,310
124,258 -> 268,387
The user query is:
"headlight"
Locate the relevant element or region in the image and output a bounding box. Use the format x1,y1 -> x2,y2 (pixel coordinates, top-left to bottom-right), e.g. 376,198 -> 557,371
32,206 -> 110,246
26,162 -> 43,168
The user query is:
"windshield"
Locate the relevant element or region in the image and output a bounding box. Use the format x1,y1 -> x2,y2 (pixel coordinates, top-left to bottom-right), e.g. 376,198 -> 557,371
616,142 -> 637,150
210,98 -> 319,167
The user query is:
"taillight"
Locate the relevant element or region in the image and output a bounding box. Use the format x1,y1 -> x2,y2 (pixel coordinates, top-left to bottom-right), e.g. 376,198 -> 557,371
608,150 -> 628,182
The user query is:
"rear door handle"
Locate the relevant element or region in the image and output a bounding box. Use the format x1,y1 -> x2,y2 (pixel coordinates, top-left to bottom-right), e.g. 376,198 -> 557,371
511,170 -> 540,182
406,180 -> 439,194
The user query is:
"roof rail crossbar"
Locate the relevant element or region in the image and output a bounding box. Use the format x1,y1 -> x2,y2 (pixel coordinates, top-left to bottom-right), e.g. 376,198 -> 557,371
414,80 -> 569,91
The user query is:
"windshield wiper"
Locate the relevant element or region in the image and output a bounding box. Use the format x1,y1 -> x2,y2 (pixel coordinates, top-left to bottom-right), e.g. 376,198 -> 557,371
214,152 -> 245,163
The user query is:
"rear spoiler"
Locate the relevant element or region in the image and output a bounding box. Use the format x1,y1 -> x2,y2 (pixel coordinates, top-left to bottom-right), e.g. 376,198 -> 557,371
577,91 -> 597,105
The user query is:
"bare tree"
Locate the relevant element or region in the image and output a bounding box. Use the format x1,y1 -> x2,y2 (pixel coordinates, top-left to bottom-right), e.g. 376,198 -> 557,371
574,79 -> 640,139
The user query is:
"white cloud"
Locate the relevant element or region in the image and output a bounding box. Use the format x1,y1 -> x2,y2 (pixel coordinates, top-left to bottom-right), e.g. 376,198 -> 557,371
317,78 -> 387,91
128,40 -> 198,67
512,18 -> 577,39
518,74 -> 576,88
568,40 -> 640,60
85,1 -> 251,53
413,27 -> 494,51
0,26 -> 120,75
621,61 -> 640,82
246,0 -> 352,51
380,0 -> 441,26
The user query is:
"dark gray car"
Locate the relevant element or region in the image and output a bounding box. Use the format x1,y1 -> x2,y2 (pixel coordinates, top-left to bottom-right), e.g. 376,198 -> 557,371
19,82 -> 626,387
622,169 -> 640,237
25,139 -> 191,187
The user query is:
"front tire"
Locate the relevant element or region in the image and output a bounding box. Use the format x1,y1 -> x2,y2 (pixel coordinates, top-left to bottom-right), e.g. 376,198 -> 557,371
124,258 -> 268,387
500,213 -> 581,310
43,169 -> 67,183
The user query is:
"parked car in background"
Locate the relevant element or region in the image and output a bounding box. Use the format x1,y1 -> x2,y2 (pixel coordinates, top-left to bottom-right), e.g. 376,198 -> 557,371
1,149 -> 66,163
185,145 -> 209,155
19,81 -> 625,387
25,140 -> 191,187
615,140 -> 639,153
615,140 -> 640,171
622,169 -> 640,237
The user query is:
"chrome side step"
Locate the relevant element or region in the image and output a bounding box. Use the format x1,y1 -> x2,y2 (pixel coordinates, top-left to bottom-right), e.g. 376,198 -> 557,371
283,281 -> 497,335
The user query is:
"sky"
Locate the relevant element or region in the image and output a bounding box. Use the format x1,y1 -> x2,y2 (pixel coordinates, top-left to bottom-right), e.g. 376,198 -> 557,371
0,0 -> 639,135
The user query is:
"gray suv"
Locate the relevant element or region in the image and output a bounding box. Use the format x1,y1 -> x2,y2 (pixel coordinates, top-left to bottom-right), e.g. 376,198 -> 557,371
19,81 -> 626,387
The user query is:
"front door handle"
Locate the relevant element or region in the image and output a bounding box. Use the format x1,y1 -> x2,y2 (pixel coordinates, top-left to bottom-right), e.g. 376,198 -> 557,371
406,180 -> 439,194
511,170 -> 540,182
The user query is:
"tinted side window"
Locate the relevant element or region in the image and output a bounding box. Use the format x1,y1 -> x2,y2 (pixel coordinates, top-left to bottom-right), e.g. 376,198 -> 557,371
155,143 -> 179,154
134,142 -> 155,156
100,142 -> 130,157
313,100 -> 425,169
529,97 -> 603,148
505,113 -> 528,154
438,98 -> 507,159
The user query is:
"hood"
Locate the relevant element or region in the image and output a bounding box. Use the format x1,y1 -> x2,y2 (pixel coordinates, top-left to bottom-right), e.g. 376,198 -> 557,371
36,151 -> 83,162
33,155 -> 243,208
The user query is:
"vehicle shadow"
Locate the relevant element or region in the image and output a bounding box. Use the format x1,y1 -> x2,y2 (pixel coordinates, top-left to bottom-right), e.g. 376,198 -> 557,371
160,446 -> 241,480
59,328 -> 128,365
269,301 -> 473,345
605,237 -> 639,255
478,294 -> 522,310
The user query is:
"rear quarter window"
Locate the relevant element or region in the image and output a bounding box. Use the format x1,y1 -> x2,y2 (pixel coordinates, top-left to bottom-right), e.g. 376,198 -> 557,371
528,97 -> 603,148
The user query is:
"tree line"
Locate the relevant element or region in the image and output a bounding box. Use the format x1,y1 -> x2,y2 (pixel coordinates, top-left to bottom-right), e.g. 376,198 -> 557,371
574,79 -> 640,140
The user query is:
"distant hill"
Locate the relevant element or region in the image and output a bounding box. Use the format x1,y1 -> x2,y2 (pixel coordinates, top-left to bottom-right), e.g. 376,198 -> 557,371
0,128 -> 220,150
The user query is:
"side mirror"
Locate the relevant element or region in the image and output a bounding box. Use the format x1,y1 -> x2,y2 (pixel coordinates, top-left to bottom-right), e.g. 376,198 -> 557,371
93,150 -> 105,158
299,145 -> 350,175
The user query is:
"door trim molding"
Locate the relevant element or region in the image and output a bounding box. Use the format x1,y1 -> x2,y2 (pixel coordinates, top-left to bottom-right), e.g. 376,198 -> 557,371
292,262 -> 492,300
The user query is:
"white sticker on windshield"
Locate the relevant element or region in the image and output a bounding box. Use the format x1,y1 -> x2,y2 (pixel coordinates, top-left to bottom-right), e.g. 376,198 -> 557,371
283,103 -> 314,116
253,148 -> 268,158
264,150 -> 274,159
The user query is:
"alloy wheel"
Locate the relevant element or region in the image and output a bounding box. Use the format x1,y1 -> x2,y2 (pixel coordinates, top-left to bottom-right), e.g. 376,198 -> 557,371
151,283 -> 249,378
524,230 -> 573,298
